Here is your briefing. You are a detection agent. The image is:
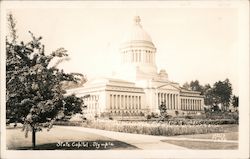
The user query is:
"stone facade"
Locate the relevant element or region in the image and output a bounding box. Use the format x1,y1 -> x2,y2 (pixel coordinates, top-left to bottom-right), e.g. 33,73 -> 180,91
67,16 -> 204,118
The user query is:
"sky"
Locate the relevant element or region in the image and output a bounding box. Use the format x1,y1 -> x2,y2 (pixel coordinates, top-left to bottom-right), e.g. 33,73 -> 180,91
5,2 -> 239,95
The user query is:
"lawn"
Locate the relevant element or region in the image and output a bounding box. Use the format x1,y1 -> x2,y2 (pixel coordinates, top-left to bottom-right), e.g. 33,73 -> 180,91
6,127 -> 138,150
161,125 -> 238,149
162,140 -> 238,150
172,132 -> 238,140
172,124 -> 238,140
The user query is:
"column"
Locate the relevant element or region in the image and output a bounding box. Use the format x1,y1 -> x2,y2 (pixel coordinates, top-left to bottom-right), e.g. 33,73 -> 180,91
117,95 -> 120,109
134,96 -> 136,110
183,99 -> 185,110
193,100 -> 195,110
116,95 -> 118,110
139,96 -> 141,109
128,95 -> 130,110
136,96 -> 139,110
181,99 -> 183,109
169,94 -> 171,109
130,95 -> 132,110
122,95 -> 124,109
171,94 -> 174,110
184,99 -> 186,110
125,95 -> 127,110
110,94 -> 112,110
164,93 -> 166,105
191,99 -> 193,110
167,94 -> 169,109
161,93 -> 164,105
158,93 -> 160,106
172,94 -> 175,109
189,99 -> 191,110
195,100 -> 197,110
193,99 -> 195,111
194,100 -> 196,110
113,95 -> 116,110
173,94 -> 175,110
176,94 -> 178,110
177,94 -> 179,110
192,99 -> 194,110
199,100 -> 201,110
174,94 -> 177,110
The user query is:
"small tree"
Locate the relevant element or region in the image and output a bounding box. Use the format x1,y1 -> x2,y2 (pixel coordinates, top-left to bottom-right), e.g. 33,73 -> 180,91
158,102 -> 167,121
6,13 -> 85,149
232,95 -> 239,110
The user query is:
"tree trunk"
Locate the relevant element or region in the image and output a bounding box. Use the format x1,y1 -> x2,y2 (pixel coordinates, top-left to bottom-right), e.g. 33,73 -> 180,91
32,127 -> 36,149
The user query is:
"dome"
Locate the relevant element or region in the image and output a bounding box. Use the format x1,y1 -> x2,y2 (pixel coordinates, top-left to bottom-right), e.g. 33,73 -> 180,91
122,16 -> 153,43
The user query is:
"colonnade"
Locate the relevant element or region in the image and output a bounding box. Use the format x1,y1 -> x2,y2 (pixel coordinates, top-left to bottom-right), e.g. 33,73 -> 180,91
85,95 -> 99,113
180,98 -> 202,111
110,94 -> 141,112
122,49 -> 155,64
158,92 -> 178,110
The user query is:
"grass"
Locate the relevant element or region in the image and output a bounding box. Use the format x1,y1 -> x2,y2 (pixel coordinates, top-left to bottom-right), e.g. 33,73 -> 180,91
173,125 -> 238,140
6,127 -> 138,150
174,132 -> 238,140
161,125 -> 238,150
162,140 -> 238,150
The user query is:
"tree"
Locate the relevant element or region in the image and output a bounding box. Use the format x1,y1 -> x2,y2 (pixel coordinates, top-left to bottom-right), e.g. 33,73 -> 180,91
203,84 -> 214,106
190,80 -> 204,94
212,79 -> 232,111
158,102 -> 167,120
182,82 -> 190,90
6,13 -> 85,149
232,95 -> 239,109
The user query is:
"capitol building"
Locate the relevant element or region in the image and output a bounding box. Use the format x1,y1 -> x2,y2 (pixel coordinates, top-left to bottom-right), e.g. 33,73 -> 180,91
67,16 -> 204,118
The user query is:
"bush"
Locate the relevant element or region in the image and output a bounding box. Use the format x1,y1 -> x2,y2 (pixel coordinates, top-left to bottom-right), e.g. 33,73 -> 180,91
109,117 -> 113,120
139,112 -> 145,116
185,115 -> 193,119
146,114 -> 151,120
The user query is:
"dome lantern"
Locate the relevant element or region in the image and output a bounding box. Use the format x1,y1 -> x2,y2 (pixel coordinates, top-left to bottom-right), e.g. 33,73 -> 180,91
133,16 -> 142,27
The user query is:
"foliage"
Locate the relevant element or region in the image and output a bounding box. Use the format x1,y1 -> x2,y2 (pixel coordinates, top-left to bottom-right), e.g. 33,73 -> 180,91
203,84 -> 214,106
183,79 -> 234,111
212,79 -> 232,110
6,13 -> 85,147
182,82 -> 191,90
232,95 -> 239,108
190,80 -> 204,93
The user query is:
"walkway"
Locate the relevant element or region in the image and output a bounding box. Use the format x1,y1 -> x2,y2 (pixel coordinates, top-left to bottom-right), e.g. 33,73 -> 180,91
60,126 -> 186,150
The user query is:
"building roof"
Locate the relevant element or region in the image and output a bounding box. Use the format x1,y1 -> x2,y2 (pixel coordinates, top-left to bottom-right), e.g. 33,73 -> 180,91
122,16 -> 153,43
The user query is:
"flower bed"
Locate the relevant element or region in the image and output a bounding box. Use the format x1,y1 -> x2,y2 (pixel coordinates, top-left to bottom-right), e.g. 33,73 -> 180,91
54,120 -> 227,136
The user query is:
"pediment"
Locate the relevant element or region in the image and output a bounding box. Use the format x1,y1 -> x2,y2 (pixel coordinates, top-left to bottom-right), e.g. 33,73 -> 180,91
157,83 -> 180,91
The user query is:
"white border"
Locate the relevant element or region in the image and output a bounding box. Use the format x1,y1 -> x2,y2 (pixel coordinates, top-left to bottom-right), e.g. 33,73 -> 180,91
1,1 -> 249,159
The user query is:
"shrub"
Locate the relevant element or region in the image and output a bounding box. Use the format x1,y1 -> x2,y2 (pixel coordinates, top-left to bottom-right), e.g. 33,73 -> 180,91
146,114 -> 151,120
109,117 -> 113,120
185,115 -> 193,119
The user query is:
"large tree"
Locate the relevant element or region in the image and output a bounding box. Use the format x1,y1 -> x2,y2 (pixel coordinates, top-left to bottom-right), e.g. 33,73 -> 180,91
203,84 -> 214,106
190,80 -> 204,94
6,13 -> 85,149
212,79 -> 232,111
